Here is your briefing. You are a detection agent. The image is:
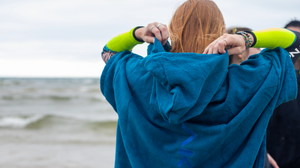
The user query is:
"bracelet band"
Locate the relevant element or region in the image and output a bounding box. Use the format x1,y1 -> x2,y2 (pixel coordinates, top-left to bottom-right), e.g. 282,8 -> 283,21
133,26 -> 145,43
245,31 -> 257,47
236,31 -> 253,49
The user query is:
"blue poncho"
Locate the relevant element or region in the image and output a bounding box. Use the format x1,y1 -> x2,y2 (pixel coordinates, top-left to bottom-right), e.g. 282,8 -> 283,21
100,39 -> 297,168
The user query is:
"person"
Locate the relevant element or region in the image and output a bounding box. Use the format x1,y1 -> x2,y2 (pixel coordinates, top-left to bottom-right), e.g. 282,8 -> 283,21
100,0 -> 300,167
267,19 -> 300,168
285,19 -> 300,32
284,20 -> 300,70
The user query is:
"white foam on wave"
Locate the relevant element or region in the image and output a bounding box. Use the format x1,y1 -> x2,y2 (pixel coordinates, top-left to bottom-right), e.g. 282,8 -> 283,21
53,112 -> 118,122
0,111 -> 118,129
0,115 -> 44,128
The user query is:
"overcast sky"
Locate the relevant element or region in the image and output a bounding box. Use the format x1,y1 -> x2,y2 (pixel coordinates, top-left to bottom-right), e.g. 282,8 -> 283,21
0,0 -> 299,77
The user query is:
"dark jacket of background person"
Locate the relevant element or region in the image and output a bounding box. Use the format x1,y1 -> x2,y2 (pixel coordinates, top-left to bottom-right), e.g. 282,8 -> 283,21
267,75 -> 300,168
267,20 -> 300,168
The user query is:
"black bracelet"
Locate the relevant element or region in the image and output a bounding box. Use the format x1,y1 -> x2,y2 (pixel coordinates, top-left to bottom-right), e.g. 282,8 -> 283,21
133,26 -> 145,43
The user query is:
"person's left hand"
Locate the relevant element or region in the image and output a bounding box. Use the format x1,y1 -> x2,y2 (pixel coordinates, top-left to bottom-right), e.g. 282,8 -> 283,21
203,34 -> 246,55
135,22 -> 169,45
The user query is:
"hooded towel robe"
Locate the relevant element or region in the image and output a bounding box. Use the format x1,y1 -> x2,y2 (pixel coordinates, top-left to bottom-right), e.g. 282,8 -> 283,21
100,38 -> 297,168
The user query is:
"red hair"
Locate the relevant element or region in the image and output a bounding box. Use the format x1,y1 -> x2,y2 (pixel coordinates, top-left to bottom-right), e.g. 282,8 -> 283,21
169,0 -> 226,53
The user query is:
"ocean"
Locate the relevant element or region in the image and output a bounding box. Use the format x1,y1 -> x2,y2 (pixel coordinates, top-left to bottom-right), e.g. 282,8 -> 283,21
0,77 -> 117,168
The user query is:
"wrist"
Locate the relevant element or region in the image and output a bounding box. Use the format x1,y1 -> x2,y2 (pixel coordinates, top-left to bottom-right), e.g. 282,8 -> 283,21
106,27 -> 144,52
236,31 -> 253,49
133,26 -> 145,42
245,31 -> 256,47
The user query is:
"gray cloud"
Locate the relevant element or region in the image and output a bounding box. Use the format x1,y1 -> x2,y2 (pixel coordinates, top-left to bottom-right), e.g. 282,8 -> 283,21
0,0 -> 299,77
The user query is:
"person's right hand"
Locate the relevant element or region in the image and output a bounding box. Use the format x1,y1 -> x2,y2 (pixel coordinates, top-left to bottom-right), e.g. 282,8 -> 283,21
267,153 -> 279,168
203,34 -> 250,56
135,22 -> 169,45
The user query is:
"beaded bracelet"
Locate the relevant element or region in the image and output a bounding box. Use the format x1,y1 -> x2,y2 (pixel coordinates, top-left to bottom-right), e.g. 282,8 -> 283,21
236,31 -> 253,49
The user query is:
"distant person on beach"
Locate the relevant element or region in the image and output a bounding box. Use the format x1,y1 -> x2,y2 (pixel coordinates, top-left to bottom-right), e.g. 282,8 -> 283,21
267,19 -> 300,168
100,0 -> 300,167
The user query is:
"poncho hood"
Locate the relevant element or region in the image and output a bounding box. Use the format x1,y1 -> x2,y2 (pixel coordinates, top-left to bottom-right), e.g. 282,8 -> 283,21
140,39 -> 229,124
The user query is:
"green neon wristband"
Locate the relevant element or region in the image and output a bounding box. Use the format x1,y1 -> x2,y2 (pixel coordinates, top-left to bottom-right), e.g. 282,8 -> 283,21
252,28 -> 296,49
107,27 -> 144,52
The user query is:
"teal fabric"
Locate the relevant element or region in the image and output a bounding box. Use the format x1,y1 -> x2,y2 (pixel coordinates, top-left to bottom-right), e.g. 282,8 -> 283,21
100,38 -> 297,168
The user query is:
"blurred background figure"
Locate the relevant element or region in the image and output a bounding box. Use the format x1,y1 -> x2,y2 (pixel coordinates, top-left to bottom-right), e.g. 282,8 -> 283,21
267,19 -> 300,168
285,20 -> 300,32
284,20 -> 300,70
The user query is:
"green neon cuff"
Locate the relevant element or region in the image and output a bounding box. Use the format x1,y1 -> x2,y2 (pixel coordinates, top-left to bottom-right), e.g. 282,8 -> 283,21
106,27 -> 144,52
252,28 -> 296,49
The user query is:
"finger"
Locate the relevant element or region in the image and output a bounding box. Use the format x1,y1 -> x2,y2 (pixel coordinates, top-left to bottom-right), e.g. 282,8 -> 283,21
143,36 -> 155,44
146,23 -> 155,31
223,39 -> 229,46
210,40 -> 223,54
150,25 -> 156,32
204,43 -> 215,54
157,24 -> 169,45
143,23 -> 158,43
204,42 -> 214,54
162,39 -> 169,45
210,37 -> 229,54
203,43 -> 212,54
204,44 -> 211,54
227,47 -> 244,56
217,40 -> 227,54
208,45 -> 215,54
151,27 -> 163,42
207,43 -> 216,54
146,22 -> 159,33
212,41 -> 220,54
206,38 -> 221,54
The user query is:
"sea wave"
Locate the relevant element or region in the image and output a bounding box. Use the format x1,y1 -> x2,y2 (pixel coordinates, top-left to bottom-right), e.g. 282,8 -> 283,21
0,94 -> 106,102
0,77 -> 105,102
0,114 -> 117,129
0,115 -> 44,128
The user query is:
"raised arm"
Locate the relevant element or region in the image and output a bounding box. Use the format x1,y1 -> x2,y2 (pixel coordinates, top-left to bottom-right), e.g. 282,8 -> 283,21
251,28 -> 300,63
101,23 -> 169,63
250,28 -> 298,49
204,28 -> 300,63
101,27 -> 144,63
